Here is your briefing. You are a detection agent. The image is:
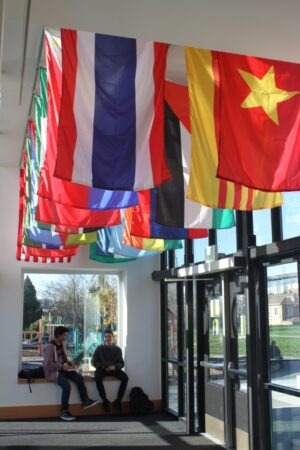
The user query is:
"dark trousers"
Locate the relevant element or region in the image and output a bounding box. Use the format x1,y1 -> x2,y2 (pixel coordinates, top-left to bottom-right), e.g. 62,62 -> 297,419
57,370 -> 88,412
95,368 -> 128,401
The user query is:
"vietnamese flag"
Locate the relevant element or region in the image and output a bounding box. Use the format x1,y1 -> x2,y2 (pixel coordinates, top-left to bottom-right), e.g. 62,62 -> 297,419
215,51 -> 300,192
185,47 -> 283,207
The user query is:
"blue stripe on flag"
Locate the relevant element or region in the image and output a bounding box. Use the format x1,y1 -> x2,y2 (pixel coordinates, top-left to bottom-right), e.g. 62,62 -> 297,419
92,34 -> 137,189
88,188 -> 138,210
150,189 -> 188,239
28,227 -> 63,248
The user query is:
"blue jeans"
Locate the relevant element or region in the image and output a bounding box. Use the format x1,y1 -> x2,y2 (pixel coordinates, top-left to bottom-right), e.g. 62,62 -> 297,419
57,370 -> 88,412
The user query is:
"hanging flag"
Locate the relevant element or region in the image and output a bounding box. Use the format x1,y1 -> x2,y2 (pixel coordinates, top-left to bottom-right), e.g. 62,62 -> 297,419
127,189 -> 209,240
23,124 -> 65,249
61,230 -> 99,246
214,51 -> 300,191
157,96 -> 235,229
184,47 -> 283,208
22,133 -> 81,250
36,196 -> 121,229
93,228 -> 136,261
17,244 -> 75,263
16,152 -> 78,263
38,66 -> 48,167
123,209 -> 183,251
23,122 -> 91,249
34,68 -> 47,170
89,242 -> 135,264
97,226 -> 157,259
33,92 -> 51,232
17,242 -> 77,262
51,224 -> 99,234
27,224 -> 99,247
38,29 -> 138,214
54,28 -> 170,190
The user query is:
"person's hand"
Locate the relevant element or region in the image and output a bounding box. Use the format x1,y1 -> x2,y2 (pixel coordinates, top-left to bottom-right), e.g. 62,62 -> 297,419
106,365 -> 116,371
69,362 -> 77,369
62,363 -> 69,371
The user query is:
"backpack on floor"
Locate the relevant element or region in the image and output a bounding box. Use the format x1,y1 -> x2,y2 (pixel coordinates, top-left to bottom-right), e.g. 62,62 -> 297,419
18,365 -> 45,393
129,386 -> 154,415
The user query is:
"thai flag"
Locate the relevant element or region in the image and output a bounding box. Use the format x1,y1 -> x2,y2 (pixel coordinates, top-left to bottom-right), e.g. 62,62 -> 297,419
38,29 -> 137,223
54,29 -> 171,191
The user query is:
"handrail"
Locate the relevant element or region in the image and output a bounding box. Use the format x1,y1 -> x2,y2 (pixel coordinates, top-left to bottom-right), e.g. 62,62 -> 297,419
264,382 -> 300,397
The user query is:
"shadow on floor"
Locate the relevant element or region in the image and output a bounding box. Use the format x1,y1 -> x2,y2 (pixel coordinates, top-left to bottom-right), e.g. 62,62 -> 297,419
0,413 -> 224,449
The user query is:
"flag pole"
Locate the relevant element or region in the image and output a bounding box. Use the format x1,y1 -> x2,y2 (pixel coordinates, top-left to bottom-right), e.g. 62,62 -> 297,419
19,27 -> 45,167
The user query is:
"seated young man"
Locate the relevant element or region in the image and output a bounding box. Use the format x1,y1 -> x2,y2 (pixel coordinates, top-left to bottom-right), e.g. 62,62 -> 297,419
43,325 -> 99,421
92,329 -> 128,413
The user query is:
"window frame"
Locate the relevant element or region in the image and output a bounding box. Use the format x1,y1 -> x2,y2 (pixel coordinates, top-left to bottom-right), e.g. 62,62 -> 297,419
20,268 -> 125,374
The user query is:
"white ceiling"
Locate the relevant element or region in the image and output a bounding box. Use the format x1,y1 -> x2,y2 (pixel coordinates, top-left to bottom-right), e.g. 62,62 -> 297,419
1,0 -> 300,168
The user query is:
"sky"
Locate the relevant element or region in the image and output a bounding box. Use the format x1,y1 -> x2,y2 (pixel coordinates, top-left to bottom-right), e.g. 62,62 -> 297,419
25,273 -> 93,298
25,273 -> 64,298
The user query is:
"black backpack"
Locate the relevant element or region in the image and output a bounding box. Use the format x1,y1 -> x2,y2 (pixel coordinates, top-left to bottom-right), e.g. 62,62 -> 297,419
129,386 -> 154,415
18,365 -> 45,393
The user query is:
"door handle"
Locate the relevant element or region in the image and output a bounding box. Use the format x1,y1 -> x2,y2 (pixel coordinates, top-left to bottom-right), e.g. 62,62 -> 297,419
200,361 -> 224,370
227,361 -> 247,378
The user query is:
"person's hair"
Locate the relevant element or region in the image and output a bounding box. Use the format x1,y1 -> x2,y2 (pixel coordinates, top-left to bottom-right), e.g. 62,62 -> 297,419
54,326 -> 69,338
104,329 -> 113,336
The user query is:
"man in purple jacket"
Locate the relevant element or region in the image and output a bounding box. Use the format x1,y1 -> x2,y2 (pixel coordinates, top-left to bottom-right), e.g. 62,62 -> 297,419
43,326 -> 98,421
92,329 -> 128,413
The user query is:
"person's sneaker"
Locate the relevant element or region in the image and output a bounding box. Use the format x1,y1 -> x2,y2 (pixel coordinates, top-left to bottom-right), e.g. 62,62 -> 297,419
60,410 -> 76,421
112,399 -> 122,413
103,399 -> 111,414
82,398 -> 100,409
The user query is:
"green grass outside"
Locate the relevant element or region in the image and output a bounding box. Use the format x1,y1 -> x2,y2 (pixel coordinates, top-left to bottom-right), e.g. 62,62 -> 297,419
269,324 -> 300,358
208,325 -> 300,358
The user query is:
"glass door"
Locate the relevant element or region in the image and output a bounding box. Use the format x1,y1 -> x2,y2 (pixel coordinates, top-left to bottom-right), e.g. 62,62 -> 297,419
202,274 -> 226,445
165,281 -> 184,417
166,281 -> 180,413
200,271 -> 249,449
263,260 -> 300,449
228,276 -> 249,450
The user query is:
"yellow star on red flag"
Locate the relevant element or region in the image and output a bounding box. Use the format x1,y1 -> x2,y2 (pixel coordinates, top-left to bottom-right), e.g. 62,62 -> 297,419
238,65 -> 300,124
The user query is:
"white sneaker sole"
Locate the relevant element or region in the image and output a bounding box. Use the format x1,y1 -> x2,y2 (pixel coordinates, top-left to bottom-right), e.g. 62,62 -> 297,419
83,399 -> 101,409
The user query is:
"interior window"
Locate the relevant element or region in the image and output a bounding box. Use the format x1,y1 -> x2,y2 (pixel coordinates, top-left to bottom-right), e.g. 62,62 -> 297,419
253,209 -> 272,246
22,272 -> 120,373
282,192 -> 300,240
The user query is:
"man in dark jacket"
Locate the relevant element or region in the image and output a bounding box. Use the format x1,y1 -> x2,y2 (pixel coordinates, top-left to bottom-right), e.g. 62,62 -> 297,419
43,326 -> 98,421
92,329 -> 128,413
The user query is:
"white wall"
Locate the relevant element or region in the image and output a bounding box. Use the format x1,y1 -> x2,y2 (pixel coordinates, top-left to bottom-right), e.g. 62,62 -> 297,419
0,166 -> 161,407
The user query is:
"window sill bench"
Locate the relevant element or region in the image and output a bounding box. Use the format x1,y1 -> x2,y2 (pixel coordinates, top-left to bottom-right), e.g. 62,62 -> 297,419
18,374 -> 117,384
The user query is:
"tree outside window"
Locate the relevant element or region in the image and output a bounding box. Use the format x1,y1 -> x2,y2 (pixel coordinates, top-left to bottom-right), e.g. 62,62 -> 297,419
21,272 -> 120,372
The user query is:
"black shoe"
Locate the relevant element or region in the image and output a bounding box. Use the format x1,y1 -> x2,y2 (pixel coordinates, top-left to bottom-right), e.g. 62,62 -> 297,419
103,399 -> 110,414
60,410 -> 76,421
82,398 -> 100,409
112,399 -> 122,413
